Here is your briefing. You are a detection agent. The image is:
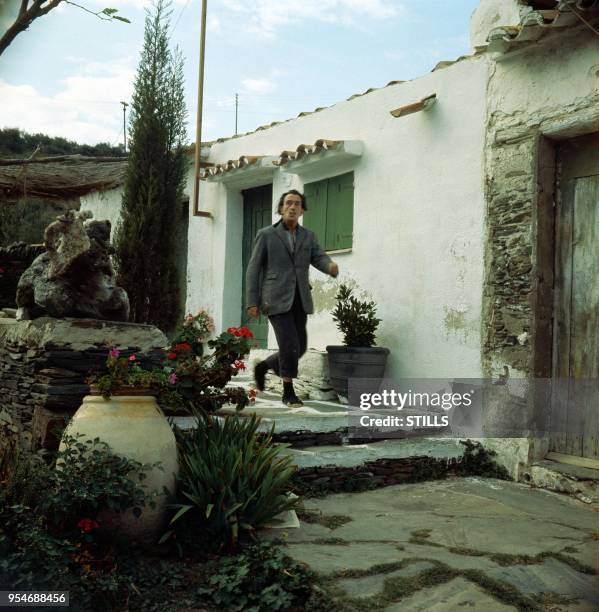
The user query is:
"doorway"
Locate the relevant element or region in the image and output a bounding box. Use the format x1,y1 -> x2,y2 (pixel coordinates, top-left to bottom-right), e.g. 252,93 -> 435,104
551,132 -> 599,461
241,184 -> 272,348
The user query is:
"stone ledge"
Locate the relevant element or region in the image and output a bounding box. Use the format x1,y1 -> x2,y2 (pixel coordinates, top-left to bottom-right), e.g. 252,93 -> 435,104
0,317 -> 167,352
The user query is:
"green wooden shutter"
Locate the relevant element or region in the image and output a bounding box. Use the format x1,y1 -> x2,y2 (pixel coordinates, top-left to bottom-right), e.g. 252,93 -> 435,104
303,179 -> 328,247
325,171 -> 354,250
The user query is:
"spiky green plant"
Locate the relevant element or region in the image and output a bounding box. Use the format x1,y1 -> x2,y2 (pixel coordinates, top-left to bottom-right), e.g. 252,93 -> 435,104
165,413 -> 297,550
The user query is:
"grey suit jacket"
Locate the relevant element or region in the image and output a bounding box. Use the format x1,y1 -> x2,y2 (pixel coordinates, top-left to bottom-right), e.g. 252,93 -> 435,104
245,220 -> 333,316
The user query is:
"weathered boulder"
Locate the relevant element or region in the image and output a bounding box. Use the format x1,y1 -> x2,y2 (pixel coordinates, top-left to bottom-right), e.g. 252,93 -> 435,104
16,210 -> 129,321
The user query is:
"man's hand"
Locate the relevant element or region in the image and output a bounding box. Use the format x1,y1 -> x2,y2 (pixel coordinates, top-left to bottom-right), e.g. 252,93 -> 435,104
247,306 -> 260,319
328,262 -> 339,278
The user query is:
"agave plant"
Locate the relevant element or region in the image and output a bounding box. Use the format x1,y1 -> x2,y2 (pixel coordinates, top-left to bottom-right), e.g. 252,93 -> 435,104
164,412 -> 297,550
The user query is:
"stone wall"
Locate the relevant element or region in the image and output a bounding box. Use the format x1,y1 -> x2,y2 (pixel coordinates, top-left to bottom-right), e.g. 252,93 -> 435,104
480,25 -> 599,473
482,134 -> 537,377
0,317 -> 167,449
482,27 -> 599,379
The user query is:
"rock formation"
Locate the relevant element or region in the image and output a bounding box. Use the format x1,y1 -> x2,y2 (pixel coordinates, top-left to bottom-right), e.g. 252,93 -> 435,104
16,210 -> 129,321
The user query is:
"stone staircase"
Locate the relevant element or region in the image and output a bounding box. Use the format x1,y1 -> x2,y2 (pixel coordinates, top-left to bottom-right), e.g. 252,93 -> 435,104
172,371 -> 466,471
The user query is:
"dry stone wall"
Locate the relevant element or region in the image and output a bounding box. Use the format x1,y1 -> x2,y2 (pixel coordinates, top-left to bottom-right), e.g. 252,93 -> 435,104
483,133 -> 537,376
0,316 -> 167,449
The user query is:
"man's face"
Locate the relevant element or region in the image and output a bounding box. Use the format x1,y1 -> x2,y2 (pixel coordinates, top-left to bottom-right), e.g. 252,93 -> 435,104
280,193 -> 304,225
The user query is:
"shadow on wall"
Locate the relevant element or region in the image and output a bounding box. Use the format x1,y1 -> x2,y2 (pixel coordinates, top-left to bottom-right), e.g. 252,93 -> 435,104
0,242 -> 45,309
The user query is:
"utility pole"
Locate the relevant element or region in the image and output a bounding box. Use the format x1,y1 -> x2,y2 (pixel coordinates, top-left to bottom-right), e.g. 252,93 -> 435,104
235,93 -> 238,135
192,0 -> 211,217
120,101 -> 129,153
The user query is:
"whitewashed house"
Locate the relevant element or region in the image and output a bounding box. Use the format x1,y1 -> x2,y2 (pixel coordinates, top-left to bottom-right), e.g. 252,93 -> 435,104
85,0 -> 599,475
185,0 -> 599,474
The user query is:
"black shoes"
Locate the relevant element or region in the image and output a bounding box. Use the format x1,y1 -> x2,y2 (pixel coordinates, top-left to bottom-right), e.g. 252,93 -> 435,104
254,361 -> 268,391
282,393 -> 303,408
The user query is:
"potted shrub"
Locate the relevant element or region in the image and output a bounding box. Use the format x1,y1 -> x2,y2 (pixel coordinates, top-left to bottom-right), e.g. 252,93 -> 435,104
326,284 -> 389,399
61,312 -> 254,542
62,348 -> 178,543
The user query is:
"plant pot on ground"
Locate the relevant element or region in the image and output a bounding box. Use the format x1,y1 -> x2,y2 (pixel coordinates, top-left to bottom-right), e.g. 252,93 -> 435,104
326,284 -> 389,400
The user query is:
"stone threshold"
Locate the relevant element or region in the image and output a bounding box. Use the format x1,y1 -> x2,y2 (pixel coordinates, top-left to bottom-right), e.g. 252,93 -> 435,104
525,459 -> 599,504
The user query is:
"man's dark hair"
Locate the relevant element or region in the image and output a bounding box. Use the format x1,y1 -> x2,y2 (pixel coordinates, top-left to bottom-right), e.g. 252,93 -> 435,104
276,189 -> 307,214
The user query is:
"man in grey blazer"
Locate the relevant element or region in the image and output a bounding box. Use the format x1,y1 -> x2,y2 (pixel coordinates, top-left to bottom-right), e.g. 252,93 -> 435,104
246,189 -> 339,407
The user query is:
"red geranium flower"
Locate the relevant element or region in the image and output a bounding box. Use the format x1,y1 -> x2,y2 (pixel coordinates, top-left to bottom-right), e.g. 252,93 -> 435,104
77,518 -> 100,533
167,352 -> 178,360
233,360 -> 246,371
175,342 -> 192,352
239,326 -> 253,338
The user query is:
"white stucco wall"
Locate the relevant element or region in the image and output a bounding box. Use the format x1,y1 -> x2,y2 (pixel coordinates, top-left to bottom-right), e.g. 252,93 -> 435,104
81,188 -> 124,236
487,27 -> 599,126
187,55 -> 490,379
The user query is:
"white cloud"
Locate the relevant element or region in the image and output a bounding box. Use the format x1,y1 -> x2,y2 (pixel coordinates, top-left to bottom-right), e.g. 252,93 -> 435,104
241,77 -> 276,94
207,14 -> 221,34
86,0 -> 188,9
0,59 -> 136,145
221,0 -> 402,38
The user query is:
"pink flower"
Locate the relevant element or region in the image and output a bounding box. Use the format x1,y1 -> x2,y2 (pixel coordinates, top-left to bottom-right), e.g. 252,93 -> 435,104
108,348 -> 120,358
168,372 -> 178,385
129,355 -> 136,361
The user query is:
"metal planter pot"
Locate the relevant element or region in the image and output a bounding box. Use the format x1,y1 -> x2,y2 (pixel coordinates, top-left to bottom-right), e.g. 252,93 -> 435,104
326,345 -> 390,399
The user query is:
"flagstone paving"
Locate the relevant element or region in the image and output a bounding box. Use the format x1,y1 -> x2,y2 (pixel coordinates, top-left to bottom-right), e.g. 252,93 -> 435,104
262,477 -> 599,611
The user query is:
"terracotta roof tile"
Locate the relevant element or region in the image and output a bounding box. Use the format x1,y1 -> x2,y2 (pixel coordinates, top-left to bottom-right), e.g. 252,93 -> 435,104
485,0 -> 599,53
273,139 -> 343,167
201,155 -> 266,178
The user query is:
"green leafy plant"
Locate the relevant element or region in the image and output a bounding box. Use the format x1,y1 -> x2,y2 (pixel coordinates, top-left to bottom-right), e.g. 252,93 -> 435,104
196,541 -> 319,611
331,284 -> 381,347
157,325 -> 254,414
89,349 -> 156,399
48,433 -> 160,533
0,425 -> 156,605
164,413 -> 297,550
171,308 -> 215,358
87,316 -> 254,413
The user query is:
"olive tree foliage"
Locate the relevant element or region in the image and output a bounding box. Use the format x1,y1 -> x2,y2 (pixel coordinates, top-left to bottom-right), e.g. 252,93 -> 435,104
0,0 -> 129,56
113,0 -> 187,332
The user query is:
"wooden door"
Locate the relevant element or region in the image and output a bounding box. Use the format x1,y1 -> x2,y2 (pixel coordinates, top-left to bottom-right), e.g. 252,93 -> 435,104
552,132 -> 599,460
241,184 -> 272,348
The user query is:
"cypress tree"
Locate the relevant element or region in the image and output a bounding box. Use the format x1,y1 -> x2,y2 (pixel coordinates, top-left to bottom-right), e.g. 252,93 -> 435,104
114,0 -> 187,332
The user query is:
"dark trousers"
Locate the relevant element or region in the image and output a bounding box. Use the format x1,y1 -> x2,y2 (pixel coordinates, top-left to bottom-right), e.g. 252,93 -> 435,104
264,287 -> 307,379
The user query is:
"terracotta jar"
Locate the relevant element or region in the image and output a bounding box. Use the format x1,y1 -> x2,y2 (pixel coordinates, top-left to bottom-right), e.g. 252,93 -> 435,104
59,392 -> 178,543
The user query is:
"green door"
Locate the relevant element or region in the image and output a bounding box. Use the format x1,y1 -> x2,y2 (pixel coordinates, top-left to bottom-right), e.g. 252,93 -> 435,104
241,184 -> 272,348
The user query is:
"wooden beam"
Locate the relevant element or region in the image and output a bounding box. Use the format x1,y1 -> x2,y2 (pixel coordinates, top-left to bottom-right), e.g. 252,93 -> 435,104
546,452 -> 599,471
390,93 -> 437,118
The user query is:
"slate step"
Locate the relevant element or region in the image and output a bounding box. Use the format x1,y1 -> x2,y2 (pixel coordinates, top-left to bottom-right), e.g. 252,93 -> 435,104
281,438 -> 464,469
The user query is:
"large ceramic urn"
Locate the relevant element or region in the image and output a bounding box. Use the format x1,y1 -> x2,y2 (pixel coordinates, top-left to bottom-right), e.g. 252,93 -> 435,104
59,393 -> 178,543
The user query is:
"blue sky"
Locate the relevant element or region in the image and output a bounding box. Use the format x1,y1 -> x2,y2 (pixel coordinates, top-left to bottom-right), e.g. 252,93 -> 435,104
0,0 -> 480,146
